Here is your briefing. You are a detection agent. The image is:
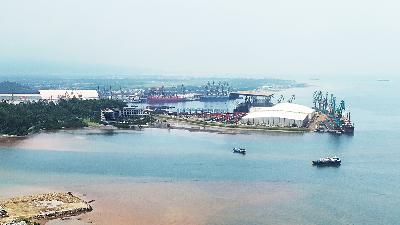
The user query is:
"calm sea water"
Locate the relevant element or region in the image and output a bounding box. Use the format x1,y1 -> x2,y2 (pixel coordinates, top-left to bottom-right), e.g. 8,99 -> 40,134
1,77 -> 399,225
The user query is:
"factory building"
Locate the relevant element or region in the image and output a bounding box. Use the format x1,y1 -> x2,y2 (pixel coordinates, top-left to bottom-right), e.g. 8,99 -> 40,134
101,106 -> 148,123
0,94 -> 41,103
39,90 -> 99,101
241,103 -> 315,127
0,90 -> 99,103
120,106 -> 146,117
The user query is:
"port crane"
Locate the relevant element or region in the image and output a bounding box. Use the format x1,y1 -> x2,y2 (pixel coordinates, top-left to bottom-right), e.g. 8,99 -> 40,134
313,90 -> 354,134
313,91 -> 329,113
287,95 -> 295,103
277,95 -> 284,103
205,80 -> 230,96
329,94 -> 336,115
336,100 -> 346,117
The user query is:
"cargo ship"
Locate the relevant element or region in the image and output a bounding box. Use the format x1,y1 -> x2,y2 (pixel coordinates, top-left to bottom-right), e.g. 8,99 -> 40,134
342,122 -> 355,134
147,95 -> 184,104
341,112 -> 354,134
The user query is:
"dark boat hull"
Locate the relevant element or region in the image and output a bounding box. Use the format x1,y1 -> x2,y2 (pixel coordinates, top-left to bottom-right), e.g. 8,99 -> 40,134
342,124 -> 355,134
233,148 -> 246,154
233,151 -> 246,155
312,161 -> 341,167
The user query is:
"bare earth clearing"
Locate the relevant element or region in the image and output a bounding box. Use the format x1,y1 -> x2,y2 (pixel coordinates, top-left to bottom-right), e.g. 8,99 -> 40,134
0,192 -> 92,225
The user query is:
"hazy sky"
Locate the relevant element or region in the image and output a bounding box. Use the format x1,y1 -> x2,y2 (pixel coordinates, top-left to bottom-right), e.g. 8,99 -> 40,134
0,0 -> 399,77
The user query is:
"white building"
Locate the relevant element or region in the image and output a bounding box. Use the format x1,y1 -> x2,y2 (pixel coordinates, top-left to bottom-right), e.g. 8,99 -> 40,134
241,103 -> 315,127
39,90 -> 99,101
120,106 -> 146,117
100,106 -> 147,122
101,109 -> 117,122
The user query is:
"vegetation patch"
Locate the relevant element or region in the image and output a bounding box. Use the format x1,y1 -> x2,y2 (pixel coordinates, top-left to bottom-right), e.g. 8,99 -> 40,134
0,99 -> 126,136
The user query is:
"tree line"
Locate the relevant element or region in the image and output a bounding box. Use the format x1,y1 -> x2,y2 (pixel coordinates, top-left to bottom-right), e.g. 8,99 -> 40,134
0,98 -> 126,136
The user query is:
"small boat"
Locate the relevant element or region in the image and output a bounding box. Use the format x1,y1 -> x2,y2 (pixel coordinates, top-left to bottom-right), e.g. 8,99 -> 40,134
312,156 -> 341,166
232,148 -> 246,154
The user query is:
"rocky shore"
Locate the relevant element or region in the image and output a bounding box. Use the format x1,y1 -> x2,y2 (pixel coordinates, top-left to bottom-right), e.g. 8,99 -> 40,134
0,192 -> 92,225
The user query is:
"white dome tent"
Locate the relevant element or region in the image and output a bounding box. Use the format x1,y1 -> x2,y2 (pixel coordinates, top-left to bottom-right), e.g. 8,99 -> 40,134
241,103 -> 315,127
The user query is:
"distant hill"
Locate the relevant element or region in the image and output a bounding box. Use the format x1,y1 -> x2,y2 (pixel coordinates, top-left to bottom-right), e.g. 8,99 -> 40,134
0,81 -> 39,94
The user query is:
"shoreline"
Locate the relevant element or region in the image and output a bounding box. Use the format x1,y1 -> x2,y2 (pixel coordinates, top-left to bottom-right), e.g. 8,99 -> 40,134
0,124 -> 119,140
0,118 -> 310,140
157,115 -> 310,134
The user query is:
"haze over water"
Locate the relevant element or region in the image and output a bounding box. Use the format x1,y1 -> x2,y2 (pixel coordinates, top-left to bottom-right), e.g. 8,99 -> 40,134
1,77 -> 399,225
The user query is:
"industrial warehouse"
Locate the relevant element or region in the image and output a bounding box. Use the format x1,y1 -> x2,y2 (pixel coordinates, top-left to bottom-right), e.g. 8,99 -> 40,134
241,103 -> 315,127
39,90 -> 99,101
0,89 -> 99,102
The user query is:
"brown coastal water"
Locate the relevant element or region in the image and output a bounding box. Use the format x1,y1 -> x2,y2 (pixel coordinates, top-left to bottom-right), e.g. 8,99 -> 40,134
3,180 -> 297,225
75,181 -> 297,225
1,130 -> 301,225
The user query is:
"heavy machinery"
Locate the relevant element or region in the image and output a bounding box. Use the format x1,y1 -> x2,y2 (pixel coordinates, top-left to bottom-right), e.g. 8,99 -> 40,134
313,91 -> 354,134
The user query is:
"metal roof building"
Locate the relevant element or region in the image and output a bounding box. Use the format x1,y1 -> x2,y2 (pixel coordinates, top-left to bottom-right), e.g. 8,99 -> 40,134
39,90 -> 99,101
241,103 -> 315,127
